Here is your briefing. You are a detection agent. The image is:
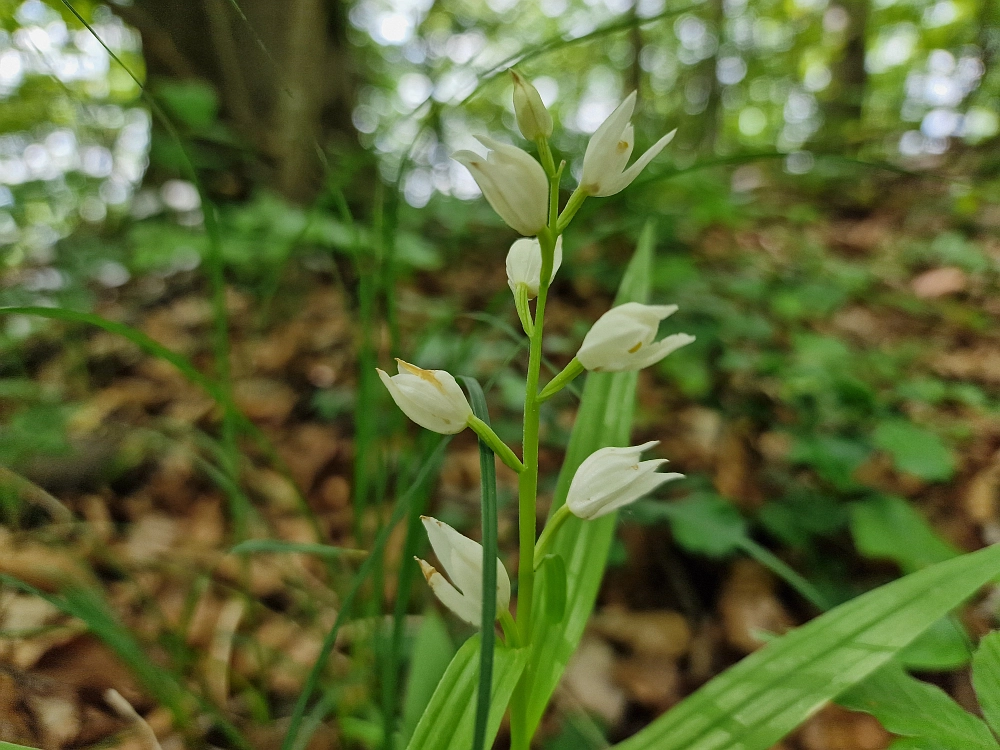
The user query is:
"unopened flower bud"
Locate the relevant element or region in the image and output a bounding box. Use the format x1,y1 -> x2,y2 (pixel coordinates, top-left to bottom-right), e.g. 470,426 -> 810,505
511,69 -> 552,141
377,359 -> 473,434
580,91 -> 676,197
577,302 -> 694,372
567,441 -> 683,520
453,137 -> 549,236
417,516 -> 511,626
506,235 -> 563,299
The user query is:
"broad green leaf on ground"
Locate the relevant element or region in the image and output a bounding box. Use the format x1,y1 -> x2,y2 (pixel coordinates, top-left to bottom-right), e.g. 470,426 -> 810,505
839,661 -> 998,750
404,636 -> 526,750
399,611 -> 456,746
609,542 -> 1000,750
898,616 -> 971,671
629,492 -> 748,557
849,495 -> 960,573
788,433 -> 871,491
872,419 -> 955,482
973,630 -> 1000,735
523,222 -> 655,736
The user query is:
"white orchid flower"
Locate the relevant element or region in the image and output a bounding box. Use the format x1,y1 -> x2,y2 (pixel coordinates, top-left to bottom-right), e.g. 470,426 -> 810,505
576,302 -> 695,372
506,235 -> 563,299
579,91 -> 676,197
453,137 -> 549,236
511,70 -> 552,141
377,359 -> 473,434
417,516 -> 512,626
567,441 -> 683,520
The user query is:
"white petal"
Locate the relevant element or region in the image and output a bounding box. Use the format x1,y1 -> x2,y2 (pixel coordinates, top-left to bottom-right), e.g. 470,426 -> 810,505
593,129 -> 676,198
421,516 -> 511,614
594,470 -> 684,517
581,92 -> 637,192
625,333 -> 696,370
378,369 -> 452,433
418,558 -> 480,626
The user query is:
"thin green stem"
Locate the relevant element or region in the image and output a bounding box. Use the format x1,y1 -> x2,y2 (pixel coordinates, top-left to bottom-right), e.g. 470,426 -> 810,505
537,137 -> 556,177
537,357 -> 585,403
467,415 -> 525,474
510,150 -> 563,750
500,610 -> 521,648
556,187 -> 588,234
533,505 -> 572,567
514,283 -> 535,337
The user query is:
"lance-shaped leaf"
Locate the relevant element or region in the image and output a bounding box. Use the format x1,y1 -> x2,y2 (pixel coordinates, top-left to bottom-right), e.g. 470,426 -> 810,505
610,542 -> 1000,750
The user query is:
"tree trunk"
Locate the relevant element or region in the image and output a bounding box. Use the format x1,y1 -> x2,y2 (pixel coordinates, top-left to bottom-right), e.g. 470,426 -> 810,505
117,0 -> 356,203
814,0 -> 869,149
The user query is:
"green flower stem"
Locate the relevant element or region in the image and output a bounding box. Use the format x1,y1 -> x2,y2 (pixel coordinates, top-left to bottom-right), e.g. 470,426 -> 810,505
533,504 -> 572,567
537,357 -> 585,403
514,283 -> 534,337
537,136 -> 556,177
499,609 -> 521,648
556,186 -> 588,234
510,155 -> 563,750
467,415 -> 524,474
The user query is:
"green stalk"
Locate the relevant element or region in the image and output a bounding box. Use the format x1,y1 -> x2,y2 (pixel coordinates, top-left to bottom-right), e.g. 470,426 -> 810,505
510,155 -> 562,750
537,357 -> 585,403
468,415 -> 524,474
533,505 -> 572,566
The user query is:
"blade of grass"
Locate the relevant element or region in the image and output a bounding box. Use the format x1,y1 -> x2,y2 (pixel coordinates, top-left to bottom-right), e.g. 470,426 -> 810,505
281,436 -> 450,750
459,376 -> 500,750
382,430 -> 439,750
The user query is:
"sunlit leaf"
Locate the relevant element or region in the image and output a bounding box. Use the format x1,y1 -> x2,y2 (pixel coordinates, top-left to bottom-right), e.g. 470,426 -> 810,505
609,543 -> 1000,750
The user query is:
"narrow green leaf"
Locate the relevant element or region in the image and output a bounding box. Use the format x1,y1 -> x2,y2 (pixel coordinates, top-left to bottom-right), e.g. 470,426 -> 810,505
0,743 -> 40,750
839,661 -> 998,750
400,612 -> 456,747
539,554 -> 567,623
406,637 -> 527,750
610,543 -> 1000,750
973,630 -> 1000,736
524,221 -> 656,735
459,376 -> 500,750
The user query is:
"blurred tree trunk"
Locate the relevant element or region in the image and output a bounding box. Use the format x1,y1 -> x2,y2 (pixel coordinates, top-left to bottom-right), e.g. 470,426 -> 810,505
697,0 -> 724,155
116,0 -> 356,202
813,0 -> 869,149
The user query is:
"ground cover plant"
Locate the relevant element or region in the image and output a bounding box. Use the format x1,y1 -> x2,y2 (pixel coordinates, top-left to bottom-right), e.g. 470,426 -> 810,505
3,1 -> 1000,749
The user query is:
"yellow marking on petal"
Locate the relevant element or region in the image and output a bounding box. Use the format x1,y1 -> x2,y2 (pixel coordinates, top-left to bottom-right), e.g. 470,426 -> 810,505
617,140 -> 629,151
416,558 -> 437,583
628,341 -> 643,353
396,358 -> 447,394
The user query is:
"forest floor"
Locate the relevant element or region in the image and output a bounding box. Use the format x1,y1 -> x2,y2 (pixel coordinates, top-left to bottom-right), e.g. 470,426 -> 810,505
2,171 -> 1000,750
